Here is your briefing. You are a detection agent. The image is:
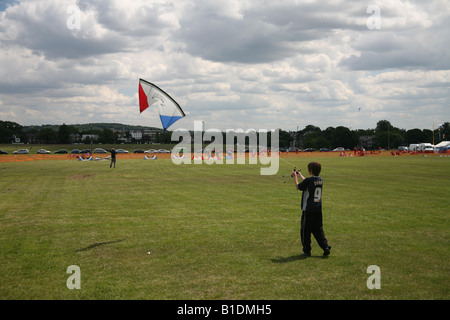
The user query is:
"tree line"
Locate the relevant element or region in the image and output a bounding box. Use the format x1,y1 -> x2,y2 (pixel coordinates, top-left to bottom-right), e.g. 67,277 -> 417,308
1,120 -> 449,150
0,122 -> 162,144
290,120 -> 449,150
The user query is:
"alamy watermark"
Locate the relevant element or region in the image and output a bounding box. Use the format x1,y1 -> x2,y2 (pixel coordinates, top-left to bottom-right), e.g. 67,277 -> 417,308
170,121 -> 280,175
367,5 -> 381,30
366,265 -> 381,289
66,265 -> 81,289
66,5 -> 81,30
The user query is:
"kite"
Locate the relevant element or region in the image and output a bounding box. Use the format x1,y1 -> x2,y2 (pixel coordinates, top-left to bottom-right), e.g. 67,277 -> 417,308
139,78 -> 185,130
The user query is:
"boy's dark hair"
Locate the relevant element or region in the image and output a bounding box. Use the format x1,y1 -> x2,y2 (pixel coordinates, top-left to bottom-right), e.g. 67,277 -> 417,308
308,162 -> 321,176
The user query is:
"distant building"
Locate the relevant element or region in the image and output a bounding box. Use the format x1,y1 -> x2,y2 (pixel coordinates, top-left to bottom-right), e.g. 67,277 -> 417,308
81,134 -> 99,142
25,132 -> 37,144
70,133 -> 81,143
117,134 -> 128,143
142,128 -> 162,143
130,130 -> 142,140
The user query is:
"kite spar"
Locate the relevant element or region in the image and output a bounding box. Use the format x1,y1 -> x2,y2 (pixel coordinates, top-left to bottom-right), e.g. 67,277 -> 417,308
138,78 -> 185,130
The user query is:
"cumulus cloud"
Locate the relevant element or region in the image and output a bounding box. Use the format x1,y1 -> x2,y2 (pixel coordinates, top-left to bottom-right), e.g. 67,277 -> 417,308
0,0 -> 448,131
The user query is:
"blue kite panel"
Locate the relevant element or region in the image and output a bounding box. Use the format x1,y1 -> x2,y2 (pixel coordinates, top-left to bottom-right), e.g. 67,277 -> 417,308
160,115 -> 183,130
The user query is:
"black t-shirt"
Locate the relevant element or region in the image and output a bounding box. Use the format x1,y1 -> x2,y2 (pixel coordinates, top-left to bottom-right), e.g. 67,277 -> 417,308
298,176 -> 323,212
111,150 -> 117,159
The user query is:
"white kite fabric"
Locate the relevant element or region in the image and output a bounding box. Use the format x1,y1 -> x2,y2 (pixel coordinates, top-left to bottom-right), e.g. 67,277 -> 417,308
139,79 -> 185,130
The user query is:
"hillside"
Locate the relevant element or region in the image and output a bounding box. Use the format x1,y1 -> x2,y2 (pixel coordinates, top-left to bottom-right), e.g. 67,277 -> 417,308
22,123 -> 160,132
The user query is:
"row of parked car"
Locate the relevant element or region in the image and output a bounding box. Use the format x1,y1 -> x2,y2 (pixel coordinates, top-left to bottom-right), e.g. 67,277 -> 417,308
0,148 -> 48,154
277,147 -> 347,152
0,148 -> 171,155
71,148 -> 171,154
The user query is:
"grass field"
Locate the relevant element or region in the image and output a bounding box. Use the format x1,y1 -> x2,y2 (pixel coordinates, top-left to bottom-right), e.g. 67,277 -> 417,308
0,153 -> 448,300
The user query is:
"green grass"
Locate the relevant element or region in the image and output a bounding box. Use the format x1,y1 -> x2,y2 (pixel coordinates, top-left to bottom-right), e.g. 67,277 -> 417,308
0,155 -> 449,299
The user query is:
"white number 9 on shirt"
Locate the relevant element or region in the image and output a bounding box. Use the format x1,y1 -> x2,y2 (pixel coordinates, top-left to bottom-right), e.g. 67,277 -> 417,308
314,187 -> 322,202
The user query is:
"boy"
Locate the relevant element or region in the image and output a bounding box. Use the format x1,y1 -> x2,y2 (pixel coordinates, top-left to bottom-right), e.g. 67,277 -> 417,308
293,162 -> 331,257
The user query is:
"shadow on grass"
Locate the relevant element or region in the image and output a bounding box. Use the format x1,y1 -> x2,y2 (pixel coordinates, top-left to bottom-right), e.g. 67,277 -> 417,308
75,239 -> 126,252
270,254 -> 328,263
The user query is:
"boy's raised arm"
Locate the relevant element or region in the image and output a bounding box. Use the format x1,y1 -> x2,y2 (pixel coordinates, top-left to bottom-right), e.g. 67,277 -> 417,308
292,170 -> 299,190
293,170 -> 305,190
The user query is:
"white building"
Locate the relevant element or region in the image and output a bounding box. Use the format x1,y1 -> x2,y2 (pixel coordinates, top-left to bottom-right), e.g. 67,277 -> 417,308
81,134 -> 99,142
130,130 -> 142,140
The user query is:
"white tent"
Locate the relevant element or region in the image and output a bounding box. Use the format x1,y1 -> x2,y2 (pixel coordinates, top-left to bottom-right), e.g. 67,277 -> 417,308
435,141 -> 450,148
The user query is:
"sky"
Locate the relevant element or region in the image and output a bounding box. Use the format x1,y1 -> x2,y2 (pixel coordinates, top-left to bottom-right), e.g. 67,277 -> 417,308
0,0 -> 449,132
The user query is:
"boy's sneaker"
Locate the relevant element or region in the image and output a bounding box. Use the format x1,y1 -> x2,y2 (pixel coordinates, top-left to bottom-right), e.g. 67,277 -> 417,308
323,246 -> 331,256
301,252 -> 311,257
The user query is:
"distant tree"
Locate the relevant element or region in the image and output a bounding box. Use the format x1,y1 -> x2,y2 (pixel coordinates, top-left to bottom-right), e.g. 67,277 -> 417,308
405,129 -> 427,145
322,127 -> 336,148
302,131 -> 326,149
279,130 -> 293,148
301,125 -> 321,134
437,122 -> 450,142
423,129 -> 433,143
375,120 -> 393,132
374,120 -> 404,149
38,127 -> 57,143
333,126 -> 357,149
156,130 -> 172,144
58,123 -> 71,144
99,129 -> 115,144
0,120 -> 23,143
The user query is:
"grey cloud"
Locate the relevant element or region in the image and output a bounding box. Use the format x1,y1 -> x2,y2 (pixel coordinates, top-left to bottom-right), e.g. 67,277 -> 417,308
78,0 -> 176,37
177,13 -> 296,64
251,2 -> 362,32
180,0 -> 392,65
1,3 -> 127,60
176,1 -> 363,64
341,29 -> 450,70
341,5 -> 450,71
